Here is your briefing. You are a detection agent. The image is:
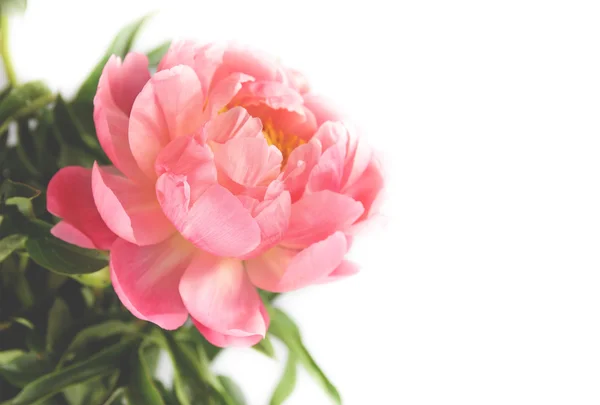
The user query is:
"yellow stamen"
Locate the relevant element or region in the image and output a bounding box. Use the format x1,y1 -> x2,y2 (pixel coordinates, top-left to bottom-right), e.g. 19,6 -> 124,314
262,120 -> 305,166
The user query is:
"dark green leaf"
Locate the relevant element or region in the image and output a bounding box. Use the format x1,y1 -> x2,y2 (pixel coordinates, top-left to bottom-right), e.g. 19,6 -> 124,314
146,40 -> 171,67
269,308 -> 341,405
154,379 -> 181,405
0,254 -> 34,308
0,179 -> 41,217
62,371 -> 120,405
57,144 -> 97,168
218,376 -> 246,405
0,81 -> 53,135
25,235 -> 108,275
7,338 -> 138,405
46,298 -> 73,352
75,14 -> 153,103
0,350 -> 24,364
252,335 -> 276,359
100,387 -> 126,405
58,321 -> 137,368
0,352 -> 53,388
126,346 -> 165,405
0,234 -> 26,263
270,354 -> 297,405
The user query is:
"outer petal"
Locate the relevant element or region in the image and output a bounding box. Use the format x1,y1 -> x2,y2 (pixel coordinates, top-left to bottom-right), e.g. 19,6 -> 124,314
94,54 -> 150,182
246,231 -> 348,292
192,317 -> 267,347
233,81 -> 305,114
92,163 -> 175,246
306,139 -> 346,193
158,41 -> 224,93
302,93 -> 344,125
179,253 -> 268,347
211,45 -> 281,87
110,234 -> 195,329
47,166 -> 117,250
50,221 -> 95,249
282,190 -> 364,247
128,65 -> 205,179
342,157 -> 385,221
203,106 -> 262,144
281,141 -> 322,202
156,174 -> 261,257
317,260 -> 360,284
203,72 -> 254,120
213,137 -> 282,188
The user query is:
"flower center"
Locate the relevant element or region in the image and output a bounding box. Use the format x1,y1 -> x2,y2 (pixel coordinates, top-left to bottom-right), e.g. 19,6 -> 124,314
262,120 -> 305,166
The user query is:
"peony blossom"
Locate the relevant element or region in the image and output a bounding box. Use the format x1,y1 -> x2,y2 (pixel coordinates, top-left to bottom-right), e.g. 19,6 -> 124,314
46,41 -> 383,347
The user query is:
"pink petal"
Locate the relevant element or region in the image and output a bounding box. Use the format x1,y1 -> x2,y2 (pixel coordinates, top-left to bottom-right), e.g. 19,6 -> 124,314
211,45 -> 281,87
110,234 -> 195,329
302,93 -> 344,125
242,190 -> 291,258
306,139 -> 346,193
342,130 -> 373,189
203,72 -> 254,120
156,174 -> 261,257
233,81 -> 305,114
94,54 -> 150,183
158,41 -> 223,93
155,135 -> 217,202
128,65 -> 205,179
317,260 -> 360,284
281,141 -> 322,202
341,157 -> 385,221
203,106 -> 262,144
179,253 -> 268,347
282,190 -> 364,247
92,163 -> 175,246
47,166 -> 117,250
192,317 -> 267,347
246,231 -> 348,292
286,68 -> 310,94
213,137 -> 282,188
50,221 -> 95,250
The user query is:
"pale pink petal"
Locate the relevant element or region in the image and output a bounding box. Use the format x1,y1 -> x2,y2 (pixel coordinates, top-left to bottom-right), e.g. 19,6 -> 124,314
92,163 -> 175,246
244,103 -> 317,142
282,190 -> 363,247
156,174 -> 261,257
281,141 -> 322,202
342,131 -> 373,189
110,234 -> 195,329
211,45 -> 281,87
158,41 -> 224,93
128,65 -> 204,179
179,253 -> 268,347
213,137 -> 282,188
246,231 -> 348,292
50,222 -> 95,249
193,318 -> 267,347
286,68 -> 310,94
203,106 -> 262,144
94,54 -> 150,183
233,81 -> 305,114
155,135 -> 217,202
302,93 -> 344,125
341,157 -> 385,221
203,73 -> 254,119
47,166 -> 117,250
241,190 -> 291,258
317,260 -> 360,284
306,140 -> 346,193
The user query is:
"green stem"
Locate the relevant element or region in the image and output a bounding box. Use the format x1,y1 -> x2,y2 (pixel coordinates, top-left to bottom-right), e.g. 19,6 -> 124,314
0,13 -> 17,86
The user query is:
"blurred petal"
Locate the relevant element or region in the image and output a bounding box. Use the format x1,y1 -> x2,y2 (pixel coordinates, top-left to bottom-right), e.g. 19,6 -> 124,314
110,234 -> 196,329
303,93 -> 344,125
128,65 -> 204,178
156,174 -> 261,257
179,253 -> 268,347
158,41 -> 223,92
92,163 -> 174,246
283,190 -> 363,247
342,157 -> 385,221
246,231 -> 348,292
317,260 -> 360,284
47,166 -> 117,250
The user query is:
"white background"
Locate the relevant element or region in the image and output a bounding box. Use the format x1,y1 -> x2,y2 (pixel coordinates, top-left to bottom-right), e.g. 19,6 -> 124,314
5,0 -> 600,404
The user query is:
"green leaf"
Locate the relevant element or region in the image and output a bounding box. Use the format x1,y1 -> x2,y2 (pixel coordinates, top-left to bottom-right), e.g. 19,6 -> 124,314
75,14 -> 153,103
58,321 -> 137,368
146,40 -> 171,67
62,371 -> 120,405
71,266 -> 111,288
100,387 -> 126,405
7,337 -> 138,405
25,235 -> 108,275
153,379 -> 181,405
252,335 -> 276,359
0,234 -> 26,263
46,298 -> 73,352
0,0 -> 27,14
0,254 -> 34,308
270,354 -> 297,405
0,179 -> 41,217
0,81 -> 54,135
218,376 -> 246,405
0,352 -> 53,388
0,350 -> 24,365
126,346 -> 165,405
269,308 -> 341,405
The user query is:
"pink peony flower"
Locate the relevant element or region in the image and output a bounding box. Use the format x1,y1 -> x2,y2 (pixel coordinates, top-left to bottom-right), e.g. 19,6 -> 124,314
46,41 -> 383,347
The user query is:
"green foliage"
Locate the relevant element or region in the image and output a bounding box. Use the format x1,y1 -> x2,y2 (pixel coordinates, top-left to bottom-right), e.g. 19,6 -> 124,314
270,354 -> 297,405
